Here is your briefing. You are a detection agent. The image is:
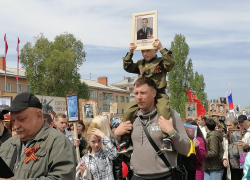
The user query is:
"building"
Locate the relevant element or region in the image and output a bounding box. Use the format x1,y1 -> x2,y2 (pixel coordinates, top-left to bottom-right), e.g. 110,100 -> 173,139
0,56 -> 130,116
81,77 -> 130,115
0,56 -> 30,93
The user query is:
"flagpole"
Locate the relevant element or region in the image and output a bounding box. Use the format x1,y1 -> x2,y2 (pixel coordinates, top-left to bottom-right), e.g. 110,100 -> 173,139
4,34 -> 7,92
17,37 -> 18,92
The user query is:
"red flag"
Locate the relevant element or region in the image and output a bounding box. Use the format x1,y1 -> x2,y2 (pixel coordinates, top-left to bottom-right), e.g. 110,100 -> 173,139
186,88 -> 206,117
16,37 -> 20,80
4,34 -> 8,77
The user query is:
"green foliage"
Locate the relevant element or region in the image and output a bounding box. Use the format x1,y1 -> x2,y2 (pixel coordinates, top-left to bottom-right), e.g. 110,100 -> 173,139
168,34 -> 208,117
168,34 -> 189,117
20,33 -> 90,99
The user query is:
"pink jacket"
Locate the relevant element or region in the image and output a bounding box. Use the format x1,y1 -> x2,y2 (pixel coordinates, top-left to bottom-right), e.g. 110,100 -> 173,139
195,137 -> 206,180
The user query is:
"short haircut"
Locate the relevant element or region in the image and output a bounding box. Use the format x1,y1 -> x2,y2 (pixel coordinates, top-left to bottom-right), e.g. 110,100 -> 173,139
134,77 -> 156,90
205,119 -> 216,131
225,116 -> 238,125
142,18 -> 148,23
55,113 -> 67,121
200,115 -> 207,121
43,114 -> 53,124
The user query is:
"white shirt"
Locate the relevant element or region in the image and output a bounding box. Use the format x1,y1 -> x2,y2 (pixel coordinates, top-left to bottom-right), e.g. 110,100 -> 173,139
199,125 -> 207,139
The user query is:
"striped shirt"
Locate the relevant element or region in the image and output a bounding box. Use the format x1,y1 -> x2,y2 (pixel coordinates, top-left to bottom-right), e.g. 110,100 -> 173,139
80,136 -> 117,180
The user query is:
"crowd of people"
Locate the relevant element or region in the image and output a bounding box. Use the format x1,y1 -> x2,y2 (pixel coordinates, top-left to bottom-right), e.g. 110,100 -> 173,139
0,39 -> 250,180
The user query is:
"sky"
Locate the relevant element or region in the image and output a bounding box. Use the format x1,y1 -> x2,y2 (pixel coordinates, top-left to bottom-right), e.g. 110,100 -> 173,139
1,0 -> 250,109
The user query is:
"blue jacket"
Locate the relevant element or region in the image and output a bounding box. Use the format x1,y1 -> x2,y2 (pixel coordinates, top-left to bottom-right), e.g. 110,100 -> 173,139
243,153 -> 250,180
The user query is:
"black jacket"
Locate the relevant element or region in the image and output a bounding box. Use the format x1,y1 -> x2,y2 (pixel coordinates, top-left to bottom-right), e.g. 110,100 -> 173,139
0,126 -> 12,146
110,135 -> 123,180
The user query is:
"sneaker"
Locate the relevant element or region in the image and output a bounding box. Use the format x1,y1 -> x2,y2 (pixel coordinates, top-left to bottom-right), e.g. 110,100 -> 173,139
117,140 -> 134,154
161,137 -> 173,151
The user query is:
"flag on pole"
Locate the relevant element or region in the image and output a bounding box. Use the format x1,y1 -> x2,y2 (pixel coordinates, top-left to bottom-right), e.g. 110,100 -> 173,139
16,37 -> 20,80
186,88 -> 206,117
4,34 -> 8,76
226,86 -> 234,110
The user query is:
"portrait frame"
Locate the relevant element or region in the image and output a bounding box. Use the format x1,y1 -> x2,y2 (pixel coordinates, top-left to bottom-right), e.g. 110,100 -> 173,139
218,97 -> 227,104
185,102 -> 198,119
208,102 -> 226,116
66,93 -> 79,122
229,129 -> 242,145
111,115 -> 122,128
0,96 -> 12,121
102,112 -> 111,122
183,123 -> 197,139
131,10 -> 158,50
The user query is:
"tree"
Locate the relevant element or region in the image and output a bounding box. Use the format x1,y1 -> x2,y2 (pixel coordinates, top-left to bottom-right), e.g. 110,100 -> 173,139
20,33 -> 90,99
168,34 -> 208,117
168,34 -> 190,117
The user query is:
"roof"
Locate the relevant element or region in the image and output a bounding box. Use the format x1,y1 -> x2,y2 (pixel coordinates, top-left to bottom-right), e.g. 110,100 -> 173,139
0,67 -> 26,78
112,77 -> 138,87
80,79 -> 130,93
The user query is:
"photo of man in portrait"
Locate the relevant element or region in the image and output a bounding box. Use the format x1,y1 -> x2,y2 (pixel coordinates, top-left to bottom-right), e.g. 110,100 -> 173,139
137,18 -> 153,40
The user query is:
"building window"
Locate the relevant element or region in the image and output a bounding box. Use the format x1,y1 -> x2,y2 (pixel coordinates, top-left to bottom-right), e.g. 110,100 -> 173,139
90,91 -> 97,98
116,95 -> 118,102
120,96 -> 125,102
121,109 -> 124,114
103,93 -> 114,100
126,97 -> 129,103
27,84 -> 31,92
17,83 -> 22,93
117,109 -> 119,114
6,83 -> 11,92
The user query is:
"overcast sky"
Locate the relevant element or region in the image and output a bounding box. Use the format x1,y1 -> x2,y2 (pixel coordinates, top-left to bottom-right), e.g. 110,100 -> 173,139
1,0 -> 250,109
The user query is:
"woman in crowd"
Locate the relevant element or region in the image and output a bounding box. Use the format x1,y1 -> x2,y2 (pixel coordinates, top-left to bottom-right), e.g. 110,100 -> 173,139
223,117 -> 243,180
78,125 -> 117,180
185,119 -> 207,180
77,120 -> 87,157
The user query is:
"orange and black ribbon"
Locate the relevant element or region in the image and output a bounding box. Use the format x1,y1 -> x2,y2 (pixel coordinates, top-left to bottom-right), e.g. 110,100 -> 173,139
23,145 -> 40,163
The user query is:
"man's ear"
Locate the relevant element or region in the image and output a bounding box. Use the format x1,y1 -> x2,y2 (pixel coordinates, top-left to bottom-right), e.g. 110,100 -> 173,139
153,89 -> 157,98
36,109 -> 43,122
155,49 -> 158,53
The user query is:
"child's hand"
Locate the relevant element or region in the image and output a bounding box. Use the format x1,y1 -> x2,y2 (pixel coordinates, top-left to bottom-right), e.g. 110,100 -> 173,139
129,43 -> 137,53
153,39 -> 164,50
79,162 -> 86,175
193,138 -> 200,147
92,128 -> 106,139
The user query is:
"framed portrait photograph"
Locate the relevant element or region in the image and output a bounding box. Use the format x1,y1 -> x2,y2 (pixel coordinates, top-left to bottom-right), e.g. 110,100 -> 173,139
245,109 -> 250,117
208,102 -> 226,116
131,10 -> 158,50
229,129 -> 242,145
111,116 -> 122,128
102,112 -> 111,122
66,94 -> 79,122
218,97 -> 227,104
185,102 -> 198,119
183,123 -> 197,139
0,97 -> 12,112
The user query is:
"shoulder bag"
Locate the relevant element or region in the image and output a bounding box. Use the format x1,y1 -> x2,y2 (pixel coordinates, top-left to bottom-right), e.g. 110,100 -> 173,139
140,118 -> 187,180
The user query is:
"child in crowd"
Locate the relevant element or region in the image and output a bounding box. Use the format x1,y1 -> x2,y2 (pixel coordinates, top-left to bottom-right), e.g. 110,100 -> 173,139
78,127 -> 117,180
119,39 -> 175,153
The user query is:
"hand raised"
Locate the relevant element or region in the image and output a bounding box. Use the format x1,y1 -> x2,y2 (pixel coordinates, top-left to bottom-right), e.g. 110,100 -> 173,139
92,128 -> 106,139
152,39 -> 164,50
129,43 -> 137,53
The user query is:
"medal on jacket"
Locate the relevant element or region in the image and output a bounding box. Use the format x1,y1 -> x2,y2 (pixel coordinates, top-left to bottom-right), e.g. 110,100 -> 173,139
155,65 -> 161,73
23,145 -> 40,163
140,69 -> 144,75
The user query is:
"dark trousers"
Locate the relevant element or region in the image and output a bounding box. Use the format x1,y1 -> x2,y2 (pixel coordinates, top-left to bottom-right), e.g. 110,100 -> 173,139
230,168 -> 243,180
131,175 -> 171,180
